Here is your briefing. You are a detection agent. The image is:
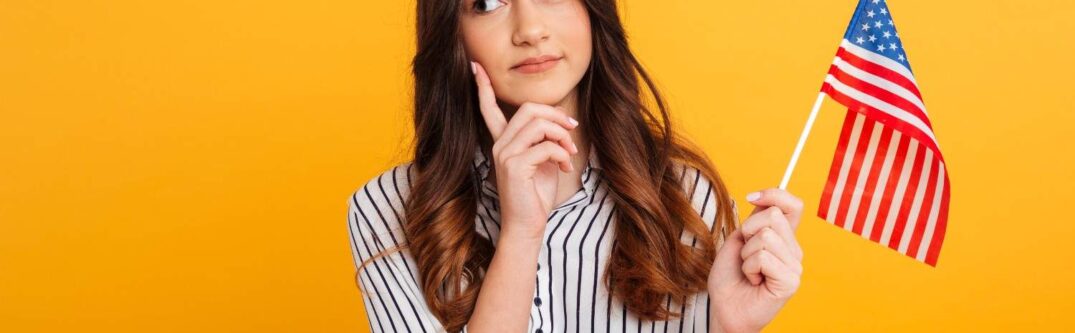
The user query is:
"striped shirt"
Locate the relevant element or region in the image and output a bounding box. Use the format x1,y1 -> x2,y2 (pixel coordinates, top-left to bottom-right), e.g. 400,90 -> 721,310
346,145 -> 738,333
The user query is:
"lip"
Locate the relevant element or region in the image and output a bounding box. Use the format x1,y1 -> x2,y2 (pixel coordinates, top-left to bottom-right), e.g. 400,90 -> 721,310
511,55 -> 563,74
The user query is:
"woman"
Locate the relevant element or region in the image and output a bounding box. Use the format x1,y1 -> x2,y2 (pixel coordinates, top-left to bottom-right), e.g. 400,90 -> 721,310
346,0 -> 806,332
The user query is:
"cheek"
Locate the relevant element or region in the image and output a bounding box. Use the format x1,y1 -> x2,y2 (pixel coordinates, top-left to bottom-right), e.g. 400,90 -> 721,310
459,20 -> 508,68
460,30 -> 491,63
568,26 -> 592,66
561,7 -> 592,74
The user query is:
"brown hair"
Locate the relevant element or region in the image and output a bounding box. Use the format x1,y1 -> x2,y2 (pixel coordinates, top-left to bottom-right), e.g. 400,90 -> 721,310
357,0 -> 738,331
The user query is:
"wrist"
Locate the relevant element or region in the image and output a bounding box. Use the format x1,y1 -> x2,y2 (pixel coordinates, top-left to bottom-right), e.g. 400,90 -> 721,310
499,220 -> 547,245
707,295 -> 760,333
488,230 -> 543,275
711,319 -> 757,333
498,233 -> 545,251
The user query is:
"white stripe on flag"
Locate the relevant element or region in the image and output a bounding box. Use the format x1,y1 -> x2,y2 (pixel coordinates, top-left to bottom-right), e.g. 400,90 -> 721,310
823,74 -> 938,145
825,112 -> 867,225
831,56 -> 928,115
861,130 -> 902,240
898,148 -> 934,253
915,160 -> 946,261
843,120 -> 885,231
840,39 -> 917,85
880,138 -> 920,245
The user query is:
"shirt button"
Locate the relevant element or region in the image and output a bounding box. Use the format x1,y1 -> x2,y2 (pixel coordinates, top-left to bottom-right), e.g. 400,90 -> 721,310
534,297 -> 542,306
536,263 -> 541,271
535,329 -> 543,333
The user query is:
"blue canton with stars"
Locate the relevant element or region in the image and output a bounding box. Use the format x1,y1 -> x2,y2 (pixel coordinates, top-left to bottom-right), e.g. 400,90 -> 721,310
842,0 -> 913,73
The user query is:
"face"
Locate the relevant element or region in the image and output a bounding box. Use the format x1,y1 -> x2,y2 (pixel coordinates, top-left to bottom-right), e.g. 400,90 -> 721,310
459,0 -> 593,109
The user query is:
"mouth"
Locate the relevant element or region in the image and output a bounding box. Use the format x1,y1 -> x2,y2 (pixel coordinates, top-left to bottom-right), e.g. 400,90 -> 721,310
511,55 -> 563,74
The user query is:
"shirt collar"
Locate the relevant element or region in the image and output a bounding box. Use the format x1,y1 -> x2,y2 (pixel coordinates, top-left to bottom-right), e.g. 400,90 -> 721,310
472,144 -> 601,198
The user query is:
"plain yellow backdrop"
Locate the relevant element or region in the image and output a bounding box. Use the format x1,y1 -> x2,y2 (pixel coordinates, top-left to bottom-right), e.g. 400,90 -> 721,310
2,0 -> 1072,331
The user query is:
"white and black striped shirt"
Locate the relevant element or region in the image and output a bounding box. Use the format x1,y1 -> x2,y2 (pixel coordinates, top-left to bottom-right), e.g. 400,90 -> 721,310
346,145 -> 737,333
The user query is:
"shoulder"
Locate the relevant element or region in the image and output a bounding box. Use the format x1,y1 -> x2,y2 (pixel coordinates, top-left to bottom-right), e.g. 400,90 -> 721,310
346,162 -> 416,242
673,162 -> 739,232
672,162 -> 715,206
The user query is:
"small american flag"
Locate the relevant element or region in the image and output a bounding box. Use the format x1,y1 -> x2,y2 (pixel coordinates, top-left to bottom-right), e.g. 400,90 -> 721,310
816,0 -> 950,266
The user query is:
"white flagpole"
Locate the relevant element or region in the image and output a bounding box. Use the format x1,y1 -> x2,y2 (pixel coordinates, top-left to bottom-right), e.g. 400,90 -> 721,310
779,92 -> 827,190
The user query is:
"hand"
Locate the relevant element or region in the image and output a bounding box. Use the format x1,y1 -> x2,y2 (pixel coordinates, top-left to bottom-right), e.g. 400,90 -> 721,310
471,61 -> 580,241
707,188 -> 805,333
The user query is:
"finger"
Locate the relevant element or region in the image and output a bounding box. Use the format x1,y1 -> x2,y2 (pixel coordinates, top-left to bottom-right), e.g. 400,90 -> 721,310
472,61 -> 508,140
741,249 -> 800,298
498,118 -> 578,160
741,206 -> 803,261
496,102 -> 578,153
507,141 -> 574,173
741,248 -> 769,286
713,228 -> 747,286
745,188 -> 805,229
739,227 -> 802,275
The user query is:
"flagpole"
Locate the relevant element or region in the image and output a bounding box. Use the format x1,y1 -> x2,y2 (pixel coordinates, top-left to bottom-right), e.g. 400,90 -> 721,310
779,92 -> 827,190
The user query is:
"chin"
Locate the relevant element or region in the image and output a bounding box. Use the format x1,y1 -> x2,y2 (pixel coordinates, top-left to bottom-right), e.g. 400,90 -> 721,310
508,93 -> 567,106
502,83 -> 576,107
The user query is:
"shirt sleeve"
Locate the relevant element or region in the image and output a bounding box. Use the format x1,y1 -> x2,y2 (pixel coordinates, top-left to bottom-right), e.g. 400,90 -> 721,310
346,164 -> 470,333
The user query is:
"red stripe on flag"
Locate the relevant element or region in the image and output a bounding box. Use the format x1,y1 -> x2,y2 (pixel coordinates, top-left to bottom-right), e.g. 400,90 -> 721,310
821,82 -> 943,163
835,47 -> 923,100
818,111 -> 858,220
924,173 -> 950,266
870,134 -> 910,243
826,64 -> 933,130
907,155 -> 941,259
886,142 -> 928,250
851,126 -> 895,235
834,116 -> 876,228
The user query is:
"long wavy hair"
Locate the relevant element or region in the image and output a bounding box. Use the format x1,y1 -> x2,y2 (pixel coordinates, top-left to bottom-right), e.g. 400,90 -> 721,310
356,0 -> 738,331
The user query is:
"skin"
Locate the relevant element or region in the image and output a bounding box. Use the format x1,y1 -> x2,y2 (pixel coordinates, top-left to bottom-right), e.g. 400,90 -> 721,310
458,1 -> 805,332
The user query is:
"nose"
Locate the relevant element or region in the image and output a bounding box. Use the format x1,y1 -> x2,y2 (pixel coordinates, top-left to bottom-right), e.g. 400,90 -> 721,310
511,0 -> 550,46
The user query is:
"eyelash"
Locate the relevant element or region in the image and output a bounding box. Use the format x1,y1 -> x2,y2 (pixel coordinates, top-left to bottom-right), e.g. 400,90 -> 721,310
472,0 -> 506,14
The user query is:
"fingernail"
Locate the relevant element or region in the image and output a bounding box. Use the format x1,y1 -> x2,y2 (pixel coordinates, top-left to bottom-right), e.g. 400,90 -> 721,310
746,191 -> 761,202
470,61 -> 477,74
572,142 -> 578,153
568,116 -> 579,127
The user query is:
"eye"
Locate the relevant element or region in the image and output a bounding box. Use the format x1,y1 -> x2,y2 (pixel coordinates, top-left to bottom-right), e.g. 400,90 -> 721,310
472,0 -> 506,13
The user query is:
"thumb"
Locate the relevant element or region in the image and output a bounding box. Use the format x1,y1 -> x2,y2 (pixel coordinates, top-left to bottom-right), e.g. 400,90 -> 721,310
713,228 -> 747,286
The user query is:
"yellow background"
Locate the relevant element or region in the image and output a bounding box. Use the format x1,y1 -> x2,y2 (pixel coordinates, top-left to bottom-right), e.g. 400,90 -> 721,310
2,0 -> 1072,331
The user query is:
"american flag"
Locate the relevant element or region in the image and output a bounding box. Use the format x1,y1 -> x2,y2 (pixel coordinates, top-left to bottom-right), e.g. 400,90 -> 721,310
816,0 -> 950,266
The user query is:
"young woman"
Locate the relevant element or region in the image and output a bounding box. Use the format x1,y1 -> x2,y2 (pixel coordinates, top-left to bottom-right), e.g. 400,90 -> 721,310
346,0 -> 806,332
